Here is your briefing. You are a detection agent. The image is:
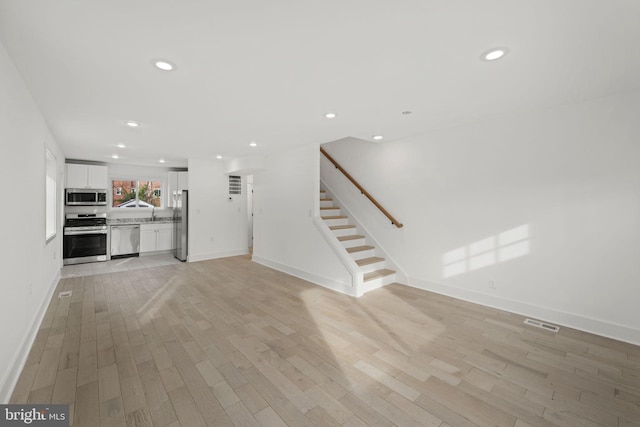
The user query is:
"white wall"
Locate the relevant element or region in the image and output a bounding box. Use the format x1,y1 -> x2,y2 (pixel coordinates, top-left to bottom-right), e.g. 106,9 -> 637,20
225,155 -> 265,176
322,91 -> 640,344
0,40 -> 66,402
187,158 -> 248,261
252,144 -> 352,293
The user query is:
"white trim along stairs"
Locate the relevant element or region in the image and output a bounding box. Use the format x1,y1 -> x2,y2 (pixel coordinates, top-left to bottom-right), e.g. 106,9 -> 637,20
320,189 -> 397,293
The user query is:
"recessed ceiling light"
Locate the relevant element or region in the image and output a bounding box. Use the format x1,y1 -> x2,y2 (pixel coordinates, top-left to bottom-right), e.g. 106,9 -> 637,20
153,60 -> 176,71
216,155 -> 222,159
125,121 -> 140,127
116,143 -> 126,148
324,112 -> 337,119
482,47 -> 509,61
372,135 -> 383,141
112,154 -> 119,159
159,159 -> 166,163
249,142 -> 257,147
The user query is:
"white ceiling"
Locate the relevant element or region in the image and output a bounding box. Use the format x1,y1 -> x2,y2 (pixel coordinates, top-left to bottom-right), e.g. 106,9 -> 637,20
1,0 -> 639,167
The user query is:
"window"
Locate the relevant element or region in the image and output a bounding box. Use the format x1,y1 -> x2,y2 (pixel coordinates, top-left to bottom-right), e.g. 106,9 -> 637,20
112,179 -> 162,208
229,175 -> 241,195
45,148 -> 57,242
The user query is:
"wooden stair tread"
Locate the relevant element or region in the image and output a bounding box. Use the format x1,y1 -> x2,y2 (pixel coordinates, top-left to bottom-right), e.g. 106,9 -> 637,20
329,225 -> 356,230
346,245 -> 375,253
322,215 -> 348,220
356,257 -> 385,266
364,269 -> 396,282
320,198 -> 333,202
337,235 -> 365,241
320,206 -> 339,210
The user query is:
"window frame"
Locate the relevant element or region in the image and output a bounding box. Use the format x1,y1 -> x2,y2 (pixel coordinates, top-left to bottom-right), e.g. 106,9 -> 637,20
110,177 -> 165,210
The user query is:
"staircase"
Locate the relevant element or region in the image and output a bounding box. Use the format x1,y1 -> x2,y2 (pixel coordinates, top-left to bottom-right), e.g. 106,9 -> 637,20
320,189 -> 397,293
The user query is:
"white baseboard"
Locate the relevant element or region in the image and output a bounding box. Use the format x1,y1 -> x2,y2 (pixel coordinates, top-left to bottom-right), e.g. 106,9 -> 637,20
139,249 -> 173,257
252,255 -> 355,296
0,271 -> 60,404
187,249 -> 249,263
408,276 -> 640,346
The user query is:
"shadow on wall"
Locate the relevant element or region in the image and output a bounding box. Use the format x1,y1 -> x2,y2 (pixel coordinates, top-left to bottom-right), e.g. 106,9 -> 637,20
442,224 -> 530,278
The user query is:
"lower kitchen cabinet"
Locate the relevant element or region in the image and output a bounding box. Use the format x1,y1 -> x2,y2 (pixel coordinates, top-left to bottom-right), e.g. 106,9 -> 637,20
140,223 -> 174,253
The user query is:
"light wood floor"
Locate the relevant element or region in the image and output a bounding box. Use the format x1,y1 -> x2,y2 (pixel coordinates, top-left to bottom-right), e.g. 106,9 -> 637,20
11,255 -> 640,426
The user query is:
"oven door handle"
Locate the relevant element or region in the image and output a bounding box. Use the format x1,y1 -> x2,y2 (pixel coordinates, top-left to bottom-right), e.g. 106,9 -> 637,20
64,229 -> 108,236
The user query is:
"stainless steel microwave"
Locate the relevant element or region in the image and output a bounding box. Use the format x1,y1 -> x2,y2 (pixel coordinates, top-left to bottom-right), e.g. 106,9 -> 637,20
65,188 -> 107,206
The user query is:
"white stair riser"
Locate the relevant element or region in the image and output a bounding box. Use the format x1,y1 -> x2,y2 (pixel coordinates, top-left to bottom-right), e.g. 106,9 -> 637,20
321,188 -> 396,294
363,274 -> 396,292
358,261 -> 387,273
323,218 -> 349,227
349,249 -> 376,260
340,238 -> 366,249
331,228 -> 357,237
320,207 -> 341,216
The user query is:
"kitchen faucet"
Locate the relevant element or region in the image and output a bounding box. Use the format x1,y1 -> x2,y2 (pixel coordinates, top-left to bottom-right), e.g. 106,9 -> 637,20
151,206 -> 157,222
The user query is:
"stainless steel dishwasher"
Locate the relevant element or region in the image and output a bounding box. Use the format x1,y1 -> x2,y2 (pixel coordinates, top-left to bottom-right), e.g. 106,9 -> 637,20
110,224 -> 140,259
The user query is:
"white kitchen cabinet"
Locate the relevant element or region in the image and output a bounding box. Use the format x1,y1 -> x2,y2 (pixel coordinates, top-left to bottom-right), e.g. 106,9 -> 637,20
156,227 -> 173,251
66,164 -> 86,188
87,166 -> 108,189
66,164 -> 108,189
178,171 -> 188,191
140,227 -> 157,253
167,170 -> 188,208
167,171 -> 178,207
140,223 -> 173,253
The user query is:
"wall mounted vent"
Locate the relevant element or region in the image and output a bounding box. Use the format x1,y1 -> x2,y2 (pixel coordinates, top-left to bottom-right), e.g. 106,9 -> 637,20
229,175 -> 241,195
524,318 -> 559,333
58,291 -> 72,298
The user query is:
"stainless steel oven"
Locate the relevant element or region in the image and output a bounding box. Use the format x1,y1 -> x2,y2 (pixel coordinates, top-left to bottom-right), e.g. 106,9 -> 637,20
65,188 -> 107,206
63,213 -> 109,265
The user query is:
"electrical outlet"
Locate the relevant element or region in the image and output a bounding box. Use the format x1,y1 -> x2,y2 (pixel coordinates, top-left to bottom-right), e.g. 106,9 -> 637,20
489,280 -> 496,289
28,282 -> 33,295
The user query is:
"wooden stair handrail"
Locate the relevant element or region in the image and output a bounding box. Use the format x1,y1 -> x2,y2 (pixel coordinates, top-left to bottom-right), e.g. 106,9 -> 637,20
321,147 -> 404,228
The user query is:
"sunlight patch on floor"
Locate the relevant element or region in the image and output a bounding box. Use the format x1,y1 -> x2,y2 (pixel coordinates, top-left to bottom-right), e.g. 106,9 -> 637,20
300,286 -> 446,357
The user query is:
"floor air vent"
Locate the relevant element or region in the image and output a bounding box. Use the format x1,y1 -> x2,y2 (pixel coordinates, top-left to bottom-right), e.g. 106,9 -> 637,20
58,291 -> 72,298
524,318 -> 559,333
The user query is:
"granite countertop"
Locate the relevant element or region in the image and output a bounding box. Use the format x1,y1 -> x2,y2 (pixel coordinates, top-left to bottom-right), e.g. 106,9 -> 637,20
108,217 -> 175,225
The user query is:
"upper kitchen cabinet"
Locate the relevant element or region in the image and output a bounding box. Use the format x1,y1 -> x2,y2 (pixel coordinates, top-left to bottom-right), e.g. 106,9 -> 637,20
168,171 -> 188,191
178,171 -> 188,191
167,171 -> 188,207
66,164 -> 108,189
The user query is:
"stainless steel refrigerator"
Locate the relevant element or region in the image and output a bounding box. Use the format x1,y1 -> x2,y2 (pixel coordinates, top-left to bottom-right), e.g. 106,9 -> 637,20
174,190 -> 188,261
